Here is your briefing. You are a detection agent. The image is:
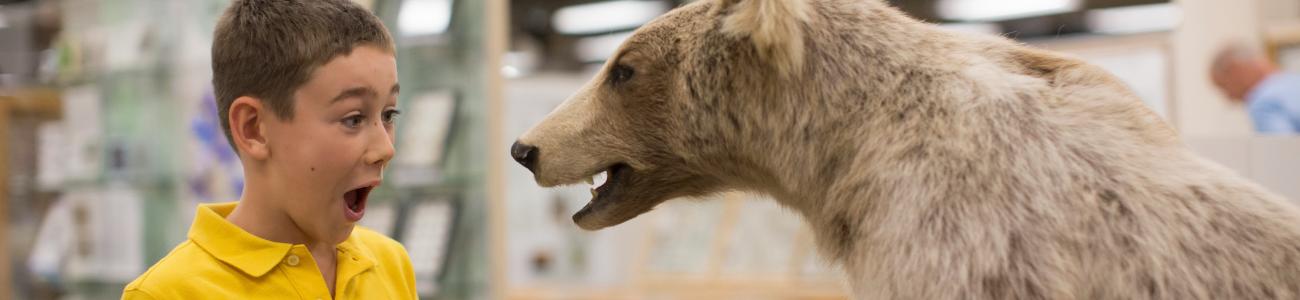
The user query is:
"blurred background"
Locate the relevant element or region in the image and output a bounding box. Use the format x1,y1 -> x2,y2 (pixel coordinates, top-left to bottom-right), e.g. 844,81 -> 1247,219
0,0 -> 1298,299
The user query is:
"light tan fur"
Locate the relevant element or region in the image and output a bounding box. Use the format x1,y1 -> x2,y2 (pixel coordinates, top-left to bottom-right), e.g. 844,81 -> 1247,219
720,0 -> 810,77
515,0 -> 1300,298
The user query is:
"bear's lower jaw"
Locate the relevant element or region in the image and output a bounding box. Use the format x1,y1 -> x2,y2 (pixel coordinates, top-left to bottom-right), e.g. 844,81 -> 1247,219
573,193 -> 625,230
573,164 -> 644,230
573,199 -> 653,231
573,207 -> 615,230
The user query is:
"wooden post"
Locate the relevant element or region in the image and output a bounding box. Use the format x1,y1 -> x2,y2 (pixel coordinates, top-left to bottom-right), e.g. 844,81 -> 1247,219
0,89 -> 63,300
484,0 -> 510,298
0,97 -> 11,300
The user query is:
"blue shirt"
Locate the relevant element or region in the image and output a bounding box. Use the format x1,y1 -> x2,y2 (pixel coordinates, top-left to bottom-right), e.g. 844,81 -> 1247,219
1247,72 -> 1300,134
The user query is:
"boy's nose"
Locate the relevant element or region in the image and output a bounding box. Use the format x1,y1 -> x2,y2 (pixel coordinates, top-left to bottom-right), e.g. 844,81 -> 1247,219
366,131 -> 396,166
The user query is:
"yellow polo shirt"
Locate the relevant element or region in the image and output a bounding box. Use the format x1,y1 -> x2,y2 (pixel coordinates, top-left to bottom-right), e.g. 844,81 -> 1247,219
122,202 -> 417,300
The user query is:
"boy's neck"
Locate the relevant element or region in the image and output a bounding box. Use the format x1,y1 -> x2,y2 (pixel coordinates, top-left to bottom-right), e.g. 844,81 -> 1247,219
227,195 -> 340,295
227,193 -> 336,253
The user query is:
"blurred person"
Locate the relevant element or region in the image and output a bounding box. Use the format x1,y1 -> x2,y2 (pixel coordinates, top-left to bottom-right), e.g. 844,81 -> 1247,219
1211,43 -> 1300,134
122,0 -> 415,299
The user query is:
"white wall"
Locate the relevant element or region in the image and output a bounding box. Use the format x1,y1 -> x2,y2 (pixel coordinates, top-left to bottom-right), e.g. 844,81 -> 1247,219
1035,34 -> 1174,120
1170,0 -> 1263,137
1187,137 -> 1300,202
1259,0 -> 1300,22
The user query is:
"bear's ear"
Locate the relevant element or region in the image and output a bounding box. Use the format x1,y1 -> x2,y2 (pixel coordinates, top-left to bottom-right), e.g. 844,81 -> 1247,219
717,0 -> 811,77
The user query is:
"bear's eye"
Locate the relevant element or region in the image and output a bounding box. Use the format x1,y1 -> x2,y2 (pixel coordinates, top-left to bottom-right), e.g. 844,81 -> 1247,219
607,64 -> 635,86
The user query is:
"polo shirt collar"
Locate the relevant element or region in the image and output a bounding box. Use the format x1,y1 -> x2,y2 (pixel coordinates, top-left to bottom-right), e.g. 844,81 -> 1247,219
335,231 -> 378,282
188,202 -> 293,278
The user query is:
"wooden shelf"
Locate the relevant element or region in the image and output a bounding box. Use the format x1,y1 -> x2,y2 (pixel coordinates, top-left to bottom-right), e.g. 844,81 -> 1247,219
1266,21 -> 1300,63
1266,20 -> 1300,44
0,88 -> 63,119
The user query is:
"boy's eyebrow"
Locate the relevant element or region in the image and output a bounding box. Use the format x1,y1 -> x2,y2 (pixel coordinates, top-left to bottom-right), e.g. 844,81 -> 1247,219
332,86 -> 377,103
330,84 -> 400,104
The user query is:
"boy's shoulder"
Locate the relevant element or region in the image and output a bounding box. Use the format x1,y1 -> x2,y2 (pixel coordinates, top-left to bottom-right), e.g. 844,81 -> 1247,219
123,240 -> 238,299
346,226 -> 411,264
350,226 -> 397,243
343,226 -> 417,294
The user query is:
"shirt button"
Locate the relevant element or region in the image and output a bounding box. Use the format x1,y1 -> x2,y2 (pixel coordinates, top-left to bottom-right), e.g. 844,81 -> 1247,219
285,254 -> 300,266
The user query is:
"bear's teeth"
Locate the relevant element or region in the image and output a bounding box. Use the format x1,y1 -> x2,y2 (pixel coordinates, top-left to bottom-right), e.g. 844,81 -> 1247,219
594,171 -> 608,187
585,177 -> 594,185
590,188 -> 598,198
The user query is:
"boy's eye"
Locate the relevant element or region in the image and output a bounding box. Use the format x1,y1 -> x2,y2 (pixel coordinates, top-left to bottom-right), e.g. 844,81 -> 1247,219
383,109 -> 402,125
342,115 -> 365,128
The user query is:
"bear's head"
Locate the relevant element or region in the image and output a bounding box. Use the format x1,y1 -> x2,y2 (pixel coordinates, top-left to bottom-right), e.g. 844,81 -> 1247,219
513,0 -> 819,230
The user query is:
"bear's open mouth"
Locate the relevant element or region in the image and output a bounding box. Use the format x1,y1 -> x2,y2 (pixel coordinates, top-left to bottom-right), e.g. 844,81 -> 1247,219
590,162 -> 629,202
573,163 -> 632,229
587,163 -> 628,202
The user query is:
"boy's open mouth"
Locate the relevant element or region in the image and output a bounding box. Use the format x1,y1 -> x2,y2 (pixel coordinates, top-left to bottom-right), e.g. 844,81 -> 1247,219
343,185 -> 373,222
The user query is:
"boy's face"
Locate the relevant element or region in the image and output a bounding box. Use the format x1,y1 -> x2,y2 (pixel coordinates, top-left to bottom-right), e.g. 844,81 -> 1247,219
264,45 -> 399,245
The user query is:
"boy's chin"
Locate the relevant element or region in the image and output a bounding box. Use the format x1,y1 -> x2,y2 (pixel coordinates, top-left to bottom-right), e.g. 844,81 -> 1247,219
318,223 -> 357,245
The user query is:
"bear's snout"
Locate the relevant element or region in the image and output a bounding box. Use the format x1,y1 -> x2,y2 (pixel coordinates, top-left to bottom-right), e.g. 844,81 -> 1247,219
511,141 -> 539,173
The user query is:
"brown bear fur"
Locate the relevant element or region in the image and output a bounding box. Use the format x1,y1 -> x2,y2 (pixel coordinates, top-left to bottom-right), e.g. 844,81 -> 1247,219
514,0 -> 1300,298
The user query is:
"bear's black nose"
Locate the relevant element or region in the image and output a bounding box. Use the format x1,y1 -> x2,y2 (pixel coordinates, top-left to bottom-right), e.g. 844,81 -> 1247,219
511,141 -> 538,172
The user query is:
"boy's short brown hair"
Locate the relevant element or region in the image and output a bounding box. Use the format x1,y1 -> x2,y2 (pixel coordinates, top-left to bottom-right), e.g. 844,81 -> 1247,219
212,0 -> 395,150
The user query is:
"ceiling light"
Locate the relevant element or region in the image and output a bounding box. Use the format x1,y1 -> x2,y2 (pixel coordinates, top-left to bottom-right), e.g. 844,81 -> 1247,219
938,0 -> 1080,22
575,31 -> 634,63
399,0 -> 453,36
1086,3 -> 1180,35
553,0 -> 669,35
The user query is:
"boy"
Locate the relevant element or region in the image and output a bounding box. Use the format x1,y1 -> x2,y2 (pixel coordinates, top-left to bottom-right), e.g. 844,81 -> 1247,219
123,0 -> 414,299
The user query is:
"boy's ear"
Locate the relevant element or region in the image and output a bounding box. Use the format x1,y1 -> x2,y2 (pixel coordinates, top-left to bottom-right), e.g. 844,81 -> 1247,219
229,96 -> 272,160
